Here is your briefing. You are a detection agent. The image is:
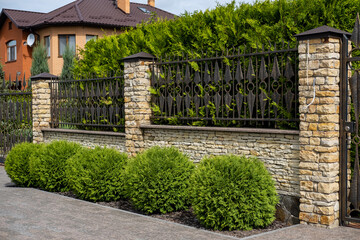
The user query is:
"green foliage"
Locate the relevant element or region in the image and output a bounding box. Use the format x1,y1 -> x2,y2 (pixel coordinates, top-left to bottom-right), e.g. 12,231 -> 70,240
0,63 -> 4,80
74,0 -> 360,74
4,142 -> 44,187
66,147 -> 128,202
190,155 -> 278,230
29,141 -> 82,192
61,45 -> 75,80
123,146 -> 195,214
31,42 -> 49,76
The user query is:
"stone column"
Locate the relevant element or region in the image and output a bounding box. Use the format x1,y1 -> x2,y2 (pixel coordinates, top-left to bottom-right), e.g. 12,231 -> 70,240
31,73 -> 58,143
123,52 -> 155,157
296,27 -> 350,228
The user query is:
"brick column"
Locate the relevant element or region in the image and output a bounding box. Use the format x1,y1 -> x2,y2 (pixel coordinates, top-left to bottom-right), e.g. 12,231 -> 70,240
296,26 -> 350,228
123,52 -> 155,157
31,73 -> 58,143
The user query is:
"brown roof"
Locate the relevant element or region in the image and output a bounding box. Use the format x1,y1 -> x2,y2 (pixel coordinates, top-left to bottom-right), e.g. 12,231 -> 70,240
0,9 -> 44,28
1,0 -> 174,29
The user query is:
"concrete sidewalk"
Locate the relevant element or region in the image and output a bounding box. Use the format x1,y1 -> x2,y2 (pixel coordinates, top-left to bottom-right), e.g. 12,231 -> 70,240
0,166 -> 359,240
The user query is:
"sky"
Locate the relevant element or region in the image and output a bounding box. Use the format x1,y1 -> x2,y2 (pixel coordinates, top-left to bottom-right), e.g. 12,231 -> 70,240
0,0 -> 255,15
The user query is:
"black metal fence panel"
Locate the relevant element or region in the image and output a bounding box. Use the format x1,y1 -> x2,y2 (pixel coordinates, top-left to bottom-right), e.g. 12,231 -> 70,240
340,13 -> 360,226
0,76 -> 32,160
150,46 -> 299,129
50,75 -> 125,132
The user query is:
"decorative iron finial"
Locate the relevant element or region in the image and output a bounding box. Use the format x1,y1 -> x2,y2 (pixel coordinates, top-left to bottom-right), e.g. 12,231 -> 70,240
351,13 -> 360,48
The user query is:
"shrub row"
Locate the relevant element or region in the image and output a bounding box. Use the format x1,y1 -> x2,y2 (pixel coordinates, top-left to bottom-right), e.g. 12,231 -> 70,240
5,141 -> 278,230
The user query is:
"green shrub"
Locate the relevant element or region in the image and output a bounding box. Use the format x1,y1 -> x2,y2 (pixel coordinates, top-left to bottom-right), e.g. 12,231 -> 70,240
60,44 -> 75,80
74,0 -> 360,74
66,147 -> 128,202
4,142 -> 43,187
191,155 -> 278,231
123,146 -> 195,214
29,141 -> 82,192
31,41 -> 49,76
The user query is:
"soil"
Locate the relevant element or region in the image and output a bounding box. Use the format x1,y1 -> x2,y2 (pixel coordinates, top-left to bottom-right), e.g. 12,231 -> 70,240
58,191 -> 287,239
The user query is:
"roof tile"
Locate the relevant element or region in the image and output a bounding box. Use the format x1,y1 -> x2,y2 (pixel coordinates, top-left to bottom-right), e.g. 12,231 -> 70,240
2,0 -> 174,29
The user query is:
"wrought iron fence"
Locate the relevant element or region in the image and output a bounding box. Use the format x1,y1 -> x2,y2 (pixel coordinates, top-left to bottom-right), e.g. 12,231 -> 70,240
50,74 -> 125,132
0,76 -> 32,160
150,45 -> 299,129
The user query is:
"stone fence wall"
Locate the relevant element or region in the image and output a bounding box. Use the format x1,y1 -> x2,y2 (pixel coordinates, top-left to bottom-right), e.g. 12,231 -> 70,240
42,129 -> 126,152
41,124 -> 301,224
31,26 -> 351,228
41,125 -> 300,199
141,125 -> 300,197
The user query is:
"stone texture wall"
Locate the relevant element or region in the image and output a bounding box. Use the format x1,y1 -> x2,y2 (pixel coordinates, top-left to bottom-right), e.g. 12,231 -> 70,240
298,38 -> 341,228
31,33 -> 348,227
42,129 -> 126,152
142,125 -> 300,198
32,79 -> 51,143
123,58 -> 152,157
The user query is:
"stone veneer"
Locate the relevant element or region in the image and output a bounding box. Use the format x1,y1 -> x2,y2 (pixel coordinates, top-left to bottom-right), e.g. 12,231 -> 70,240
31,75 -> 54,144
42,129 -> 126,152
123,53 -> 154,157
141,125 -> 300,197
31,26 -> 350,227
297,37 -> 341,228
142,125 -> 301,224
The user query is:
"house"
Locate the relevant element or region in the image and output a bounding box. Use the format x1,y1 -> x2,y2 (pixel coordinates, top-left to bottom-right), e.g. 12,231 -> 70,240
0,0 -> 174,80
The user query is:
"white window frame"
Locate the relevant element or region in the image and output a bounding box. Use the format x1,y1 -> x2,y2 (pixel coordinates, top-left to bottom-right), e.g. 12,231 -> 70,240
44,36 -> 51,57
58,34 -> 76,57
7,40 -> 17,62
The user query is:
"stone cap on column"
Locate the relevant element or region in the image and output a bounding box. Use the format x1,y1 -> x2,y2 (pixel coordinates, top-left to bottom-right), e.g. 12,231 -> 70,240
30,72 -> 59,81
123,52 -> 156,62
295,25 -> 351,41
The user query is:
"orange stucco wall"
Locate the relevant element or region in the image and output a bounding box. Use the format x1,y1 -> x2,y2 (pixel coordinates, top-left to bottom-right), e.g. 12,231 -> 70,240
0,18 -> 32,81
36,26 -> 120,76
0,16 -> 120,79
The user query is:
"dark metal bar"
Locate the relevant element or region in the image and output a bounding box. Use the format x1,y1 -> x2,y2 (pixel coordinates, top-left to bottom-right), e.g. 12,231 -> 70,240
339,35 -> 349,226
51,76 -> 123,83
150,47 -> 299,129
49,74 -> 125,132
53,122 -> 125,128
150,116 -> 299,122
0,74 -> 32,159
0,92 -> 32,97
152,48 -> 298,66
344,217 -> 360,224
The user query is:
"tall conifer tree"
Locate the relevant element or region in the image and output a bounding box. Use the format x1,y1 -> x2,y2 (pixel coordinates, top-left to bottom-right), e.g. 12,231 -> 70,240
30,42 -> 49,76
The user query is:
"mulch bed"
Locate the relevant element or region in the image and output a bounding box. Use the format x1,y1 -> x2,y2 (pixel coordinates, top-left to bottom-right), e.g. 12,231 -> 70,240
58,191 -> 287,239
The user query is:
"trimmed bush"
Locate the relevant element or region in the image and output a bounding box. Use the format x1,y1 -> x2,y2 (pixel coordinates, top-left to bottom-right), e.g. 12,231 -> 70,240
123,146 -> 195,214
29,141 -> 82,192
66,147 -> 128,202
4,142 -> 44,187
191,155 -> 278,231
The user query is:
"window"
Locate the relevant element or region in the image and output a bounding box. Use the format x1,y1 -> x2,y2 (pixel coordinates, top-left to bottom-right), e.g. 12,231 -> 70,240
8,22 -> 12,30
58,35 -> 75,56
44,36 -> 50,57
138,7 -> 151,14
7,40 -> 17,62
86,35 -> 97,43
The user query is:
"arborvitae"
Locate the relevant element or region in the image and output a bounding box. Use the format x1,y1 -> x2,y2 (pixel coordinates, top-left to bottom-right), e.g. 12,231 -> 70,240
30,42 -> 49,76
74,0 -> 360,74
60,45 -> 75,80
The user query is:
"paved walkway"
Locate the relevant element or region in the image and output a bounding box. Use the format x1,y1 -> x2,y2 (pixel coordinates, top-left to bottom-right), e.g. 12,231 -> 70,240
0,166 -> 359,240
